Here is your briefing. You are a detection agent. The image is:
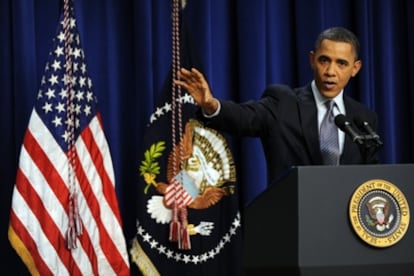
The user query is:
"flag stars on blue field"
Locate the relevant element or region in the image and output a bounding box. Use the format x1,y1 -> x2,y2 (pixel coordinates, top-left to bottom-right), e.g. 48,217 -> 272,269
149,239 -> 158,249
200,253 -> 208,263
164,102 -> 172,113
33,18 -> 98,151
142,232 -> 151,242
165,250 -> 173,259
58,88 -> 68,99
54,45 -> 64,57
51,60 -> 61,71
181,93 -> 193,104
45,88 -> 55,99
42,102 -> 53,114
149,94 -> 194,125
49,74 -> 59,86
135,212 -> 241,264
55,102 -> 65,113
78,76 -> 86,88
72,48 -> 82,59
155,107 -> 164,117
52,116 -> 63,127
84,104 -> 92,116
60,17 -> 76,29
191,255 -> 200,264
157,245 -> 167,254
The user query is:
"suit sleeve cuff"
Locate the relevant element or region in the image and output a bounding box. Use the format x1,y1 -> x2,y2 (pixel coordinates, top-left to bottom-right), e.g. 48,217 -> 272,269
202,99 -> 221,118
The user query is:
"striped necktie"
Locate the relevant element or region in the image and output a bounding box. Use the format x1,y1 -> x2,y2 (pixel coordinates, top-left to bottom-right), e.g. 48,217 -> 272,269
320,100 -> 339,165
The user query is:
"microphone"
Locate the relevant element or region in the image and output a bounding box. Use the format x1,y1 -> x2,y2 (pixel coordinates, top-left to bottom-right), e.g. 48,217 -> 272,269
334,114 -> 364,144
354,116 -> 383,146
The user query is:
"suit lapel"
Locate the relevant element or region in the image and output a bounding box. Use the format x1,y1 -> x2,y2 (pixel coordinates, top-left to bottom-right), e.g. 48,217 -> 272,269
297,85 -> 323,164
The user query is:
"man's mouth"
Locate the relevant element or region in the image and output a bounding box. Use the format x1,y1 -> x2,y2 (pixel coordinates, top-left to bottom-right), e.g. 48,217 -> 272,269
323,81 -> 336,90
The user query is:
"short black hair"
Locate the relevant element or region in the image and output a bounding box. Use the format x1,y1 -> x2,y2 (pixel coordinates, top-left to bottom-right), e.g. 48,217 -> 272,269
314,27 -> 360,60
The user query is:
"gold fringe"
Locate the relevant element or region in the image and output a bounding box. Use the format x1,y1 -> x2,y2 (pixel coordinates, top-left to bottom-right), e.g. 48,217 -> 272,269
8,226 -> 40,276
130,237 -> 160,276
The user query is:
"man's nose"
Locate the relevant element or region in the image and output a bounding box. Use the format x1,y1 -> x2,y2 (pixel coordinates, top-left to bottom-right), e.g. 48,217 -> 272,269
324,63 -> 336,76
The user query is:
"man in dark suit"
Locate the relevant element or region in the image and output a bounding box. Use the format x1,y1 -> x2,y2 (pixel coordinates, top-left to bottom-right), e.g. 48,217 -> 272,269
175,27 -> 379,186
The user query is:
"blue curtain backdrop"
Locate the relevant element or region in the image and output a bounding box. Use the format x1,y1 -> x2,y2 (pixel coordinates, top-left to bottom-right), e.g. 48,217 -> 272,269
1,0 -> 413,272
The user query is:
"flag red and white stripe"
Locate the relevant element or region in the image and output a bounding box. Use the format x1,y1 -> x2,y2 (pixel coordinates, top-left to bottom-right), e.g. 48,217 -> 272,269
9,112 -> 130,275
164,179 -> 194,208
8,2 -> 130,275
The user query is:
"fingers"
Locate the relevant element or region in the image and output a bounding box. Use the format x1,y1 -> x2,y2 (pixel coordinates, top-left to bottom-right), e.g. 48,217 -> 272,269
175,67 -> 203,90
190,68 -> 206,84
178,68 -> 194,84
174,68 -> 211,101
173,69 -> 188,89
173,78 -> 187,89
190,68 -> 203,79
177,67 -> 204,82
177,67 -> 191,80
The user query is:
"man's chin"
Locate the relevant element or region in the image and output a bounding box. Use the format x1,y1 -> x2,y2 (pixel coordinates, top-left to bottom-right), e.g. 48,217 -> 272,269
320,90 -> 341,98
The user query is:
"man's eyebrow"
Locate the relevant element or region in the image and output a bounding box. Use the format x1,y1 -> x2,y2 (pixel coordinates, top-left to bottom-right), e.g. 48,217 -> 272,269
336,58 -> 350,64
317,55 -> 330,60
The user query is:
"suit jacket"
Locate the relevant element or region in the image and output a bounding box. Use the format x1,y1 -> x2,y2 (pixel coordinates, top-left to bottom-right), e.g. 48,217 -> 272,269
200,83 -> 379,185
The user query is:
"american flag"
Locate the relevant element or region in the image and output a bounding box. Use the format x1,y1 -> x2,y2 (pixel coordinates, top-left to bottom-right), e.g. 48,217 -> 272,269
8,3 -> 130,276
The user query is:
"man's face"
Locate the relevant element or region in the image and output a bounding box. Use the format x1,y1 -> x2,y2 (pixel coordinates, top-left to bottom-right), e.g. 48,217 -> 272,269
309,39 -> 362,98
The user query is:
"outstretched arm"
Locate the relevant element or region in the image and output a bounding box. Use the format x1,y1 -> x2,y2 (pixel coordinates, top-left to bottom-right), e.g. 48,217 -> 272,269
174,68 -> 219,115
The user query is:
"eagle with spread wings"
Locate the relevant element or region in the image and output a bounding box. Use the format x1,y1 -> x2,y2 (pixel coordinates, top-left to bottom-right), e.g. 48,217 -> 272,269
155,119 -> 236,210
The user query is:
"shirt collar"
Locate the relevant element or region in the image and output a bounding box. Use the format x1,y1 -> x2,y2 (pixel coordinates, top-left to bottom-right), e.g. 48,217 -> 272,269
311,80 -> 345,115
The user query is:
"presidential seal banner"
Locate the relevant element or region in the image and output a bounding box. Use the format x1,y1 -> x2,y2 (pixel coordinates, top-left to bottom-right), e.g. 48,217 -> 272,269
129,1 -> 243,275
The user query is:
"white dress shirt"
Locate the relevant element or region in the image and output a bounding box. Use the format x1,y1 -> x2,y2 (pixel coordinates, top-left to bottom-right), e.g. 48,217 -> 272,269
311,80 -> 346,155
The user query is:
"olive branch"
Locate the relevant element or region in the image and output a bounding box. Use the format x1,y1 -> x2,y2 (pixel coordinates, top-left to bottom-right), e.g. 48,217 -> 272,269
365,214 -> 376,227
139,141 -> 166,194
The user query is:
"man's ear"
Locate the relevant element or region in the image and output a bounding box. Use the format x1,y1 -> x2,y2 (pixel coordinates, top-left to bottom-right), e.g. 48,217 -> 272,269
309,51 -> 316,69
352,59 -> 362,77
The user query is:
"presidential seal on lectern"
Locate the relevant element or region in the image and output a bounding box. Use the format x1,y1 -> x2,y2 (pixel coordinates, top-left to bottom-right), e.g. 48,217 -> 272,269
349,179 -> 410,248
